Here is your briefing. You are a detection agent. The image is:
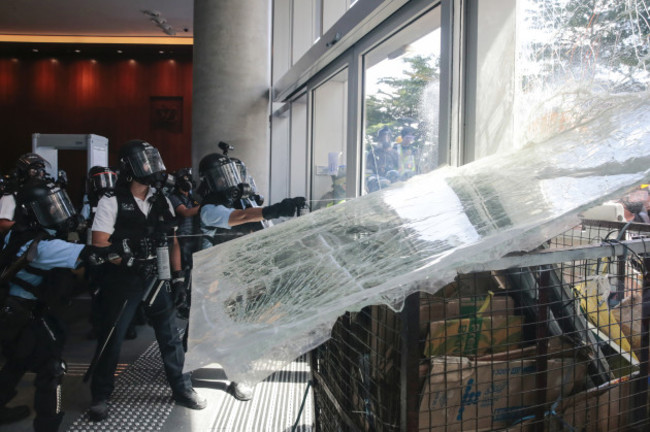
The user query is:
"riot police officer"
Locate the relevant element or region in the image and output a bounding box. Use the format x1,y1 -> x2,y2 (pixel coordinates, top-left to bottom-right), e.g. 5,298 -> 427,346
168,168 -> 200,319
169,168 -> 200,270
366,126 -> 398,178
88,140 -> 206,421
79,166 -> 140,340
0,178 -> 124,432
198,148 -> 304,401
0,153 -> 50,235
82,166 -> 118,241
198,151 -> 301,249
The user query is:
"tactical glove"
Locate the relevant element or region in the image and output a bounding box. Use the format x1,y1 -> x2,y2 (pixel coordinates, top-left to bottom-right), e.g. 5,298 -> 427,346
171,271 -> 187,308
262,197 -> 305,219
149,192 -> 174,222
78,243 -> 122,266
292,197 -> 307,215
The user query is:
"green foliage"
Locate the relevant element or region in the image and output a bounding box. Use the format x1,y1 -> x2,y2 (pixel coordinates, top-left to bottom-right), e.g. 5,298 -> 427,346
365,55 -> 440,140
524,0 -> 649,91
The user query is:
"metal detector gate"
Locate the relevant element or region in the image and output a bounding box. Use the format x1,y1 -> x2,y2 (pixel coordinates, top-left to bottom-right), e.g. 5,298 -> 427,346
31,133 -> 109,177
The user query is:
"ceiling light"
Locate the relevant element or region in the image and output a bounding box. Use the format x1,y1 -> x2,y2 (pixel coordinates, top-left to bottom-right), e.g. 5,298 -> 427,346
74,49 -> 81,53
32,48 -> 39,52
117,49 -> 123,54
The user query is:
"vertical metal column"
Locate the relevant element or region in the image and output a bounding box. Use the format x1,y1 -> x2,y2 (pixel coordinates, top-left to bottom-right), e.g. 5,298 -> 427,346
631,256 -> 650,427
400,292 -> 420,431
534,269 -> 550,432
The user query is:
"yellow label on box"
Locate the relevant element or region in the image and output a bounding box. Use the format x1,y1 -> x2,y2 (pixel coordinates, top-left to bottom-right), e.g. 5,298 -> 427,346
424,315 -> 523,357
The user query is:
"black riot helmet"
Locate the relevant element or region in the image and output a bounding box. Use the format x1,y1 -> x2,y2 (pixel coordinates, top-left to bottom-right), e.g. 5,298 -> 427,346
400,126 -> 416,146
16,178 -> 78,231
376,127 -> 393,149
118,140 -> 166,185
174,167 -> 195,193
15,153 -> 50,182
87,166 -> 118,197
199,153 -> 251,202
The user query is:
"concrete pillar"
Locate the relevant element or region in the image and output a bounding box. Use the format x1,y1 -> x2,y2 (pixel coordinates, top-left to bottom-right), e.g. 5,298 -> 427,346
192,0 -> 271,196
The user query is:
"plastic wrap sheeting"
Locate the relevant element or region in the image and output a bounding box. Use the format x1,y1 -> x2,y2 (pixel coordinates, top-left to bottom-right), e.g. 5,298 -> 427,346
186,94 -> 650,384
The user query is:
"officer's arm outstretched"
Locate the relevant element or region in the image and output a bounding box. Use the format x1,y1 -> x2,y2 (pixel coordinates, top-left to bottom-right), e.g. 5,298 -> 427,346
226,198 -> 302,226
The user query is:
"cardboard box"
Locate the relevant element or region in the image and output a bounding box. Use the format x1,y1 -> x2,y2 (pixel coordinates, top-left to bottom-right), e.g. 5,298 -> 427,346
419,295 -> 517,337
419,356 -> 586,431
423,315 -> 523,357
552,378 -> 633,432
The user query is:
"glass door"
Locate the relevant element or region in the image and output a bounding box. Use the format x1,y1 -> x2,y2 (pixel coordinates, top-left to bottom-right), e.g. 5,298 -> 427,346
310,68 -> 349,210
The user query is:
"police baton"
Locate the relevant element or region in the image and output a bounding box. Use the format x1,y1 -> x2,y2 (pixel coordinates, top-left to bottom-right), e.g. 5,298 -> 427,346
83,298 -> 129,383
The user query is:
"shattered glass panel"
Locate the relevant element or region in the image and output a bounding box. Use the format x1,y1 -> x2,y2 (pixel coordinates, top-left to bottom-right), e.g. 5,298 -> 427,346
186,0 -> 650,385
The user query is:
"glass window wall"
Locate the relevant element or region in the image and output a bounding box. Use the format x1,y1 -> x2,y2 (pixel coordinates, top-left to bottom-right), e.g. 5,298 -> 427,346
362,8 -> 442,194
310,68 -> 348,209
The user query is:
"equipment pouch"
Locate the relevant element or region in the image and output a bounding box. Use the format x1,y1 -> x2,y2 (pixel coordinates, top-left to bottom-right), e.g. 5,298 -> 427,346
0,297 -> 33,342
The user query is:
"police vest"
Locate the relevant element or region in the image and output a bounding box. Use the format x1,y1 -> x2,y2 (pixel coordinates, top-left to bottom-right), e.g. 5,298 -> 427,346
111,187 -> 161,248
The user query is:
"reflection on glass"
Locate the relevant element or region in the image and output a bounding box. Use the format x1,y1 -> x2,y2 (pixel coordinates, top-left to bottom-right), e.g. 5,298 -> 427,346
363,8 -> 441,194
312,69 -> 349,210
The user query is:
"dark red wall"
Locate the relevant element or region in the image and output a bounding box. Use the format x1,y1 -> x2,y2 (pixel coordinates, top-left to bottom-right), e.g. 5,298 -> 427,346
0,44 -> 193,205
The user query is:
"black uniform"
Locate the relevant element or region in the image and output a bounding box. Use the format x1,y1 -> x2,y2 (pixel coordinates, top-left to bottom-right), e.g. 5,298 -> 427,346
89,186 -> 196,410
0,227 -> 84,432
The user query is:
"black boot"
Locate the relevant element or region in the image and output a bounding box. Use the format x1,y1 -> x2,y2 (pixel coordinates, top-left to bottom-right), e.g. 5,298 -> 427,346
0,387 -> 30,425
0,405 -> 30,424
33,412 -> 63,432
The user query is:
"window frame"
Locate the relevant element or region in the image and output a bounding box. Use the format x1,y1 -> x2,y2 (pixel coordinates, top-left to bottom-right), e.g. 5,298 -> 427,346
271,0 -> 457,201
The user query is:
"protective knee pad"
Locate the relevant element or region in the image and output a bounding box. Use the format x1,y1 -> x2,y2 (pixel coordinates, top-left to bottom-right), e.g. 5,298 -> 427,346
34,359 -> 66,417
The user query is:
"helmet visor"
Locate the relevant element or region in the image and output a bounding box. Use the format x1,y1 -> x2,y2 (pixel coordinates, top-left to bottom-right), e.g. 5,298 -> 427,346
129,147 -> 166,179
30,188 -> 77,227
231,159 -> 247,181
205,160 -> 242,193
91,170 -> 118,191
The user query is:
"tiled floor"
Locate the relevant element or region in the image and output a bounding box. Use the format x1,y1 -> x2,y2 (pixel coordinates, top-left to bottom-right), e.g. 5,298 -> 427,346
0,295 -> 314,432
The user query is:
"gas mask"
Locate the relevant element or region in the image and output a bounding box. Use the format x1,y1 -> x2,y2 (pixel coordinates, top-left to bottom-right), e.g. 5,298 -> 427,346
202,157 -> 251,203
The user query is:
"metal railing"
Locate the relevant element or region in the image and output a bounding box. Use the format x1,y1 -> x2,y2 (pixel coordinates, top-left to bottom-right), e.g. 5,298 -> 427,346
311,221 -> 650,431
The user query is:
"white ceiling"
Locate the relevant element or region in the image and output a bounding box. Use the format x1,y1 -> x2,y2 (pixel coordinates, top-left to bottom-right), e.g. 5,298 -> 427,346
0,0 -> 194,39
